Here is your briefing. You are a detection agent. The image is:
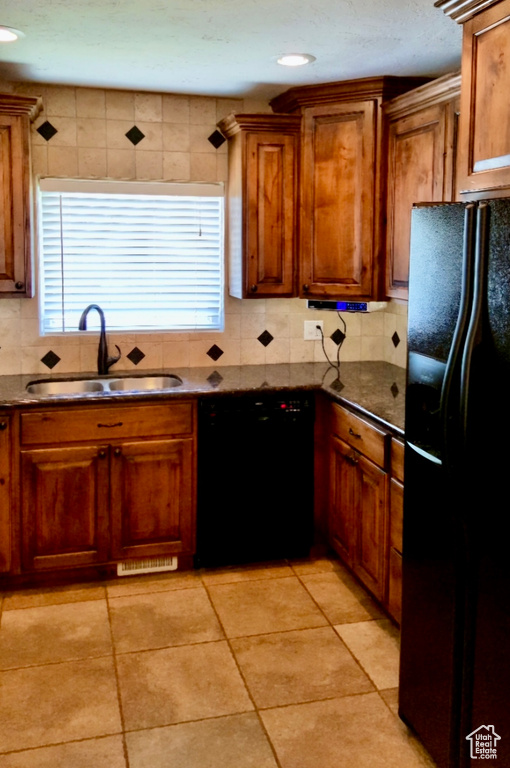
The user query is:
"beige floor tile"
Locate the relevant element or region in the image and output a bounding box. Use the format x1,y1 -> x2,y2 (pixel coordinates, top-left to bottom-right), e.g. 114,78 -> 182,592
0,735 -> 126,768
0,601 -> 112,669
380,688 -> 399,717
201,561 -> 293,586
207,577 -> 328,638
301,570 -> 384,624
0,657 -> 121,753
2,583 -> 106,610
109,587 -> 223,653
126,713 -> 278,768
334,619 -> 400,690
231,626 -> 374,707
116,640 -> 253,730
290,556 -> 343,575
106,570 -> 202,598
260,692 -> 433,768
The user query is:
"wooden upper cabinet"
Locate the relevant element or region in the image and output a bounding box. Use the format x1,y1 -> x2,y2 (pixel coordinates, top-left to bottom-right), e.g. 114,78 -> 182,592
271,77 -> 429,301
218,113 -> 301,298
0,94 -> 42,297
383,73 -> 461,299
300,100 -> 376,299
438,0 -> 510,196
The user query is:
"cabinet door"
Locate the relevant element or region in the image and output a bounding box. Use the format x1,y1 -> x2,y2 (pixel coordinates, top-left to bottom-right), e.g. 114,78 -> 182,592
21,445 -> 110,570
245,130 -> 298,297
0,416 -> 11,572
385,104 -> 448,299
387,477 -> 404,623
110,438 -> 195,560
0,113 -> 33,296
328,435 -> 357,566
457,0 -> 510,195
300,100 -> 376,299
353,454 -> 388,601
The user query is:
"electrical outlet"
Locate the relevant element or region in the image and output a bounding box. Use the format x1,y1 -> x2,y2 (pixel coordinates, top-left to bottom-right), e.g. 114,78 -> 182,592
304,320 -> 323,340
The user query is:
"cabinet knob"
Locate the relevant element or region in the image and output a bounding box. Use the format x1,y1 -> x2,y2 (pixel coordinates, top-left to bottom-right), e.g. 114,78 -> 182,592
302,284 -> 310,292
0,422 -> 7,431
114,447 -> 122,457
250,284 -> 258,293
15,282 -> 24,290
98,450 -> 106,459
348,427 -> 362,440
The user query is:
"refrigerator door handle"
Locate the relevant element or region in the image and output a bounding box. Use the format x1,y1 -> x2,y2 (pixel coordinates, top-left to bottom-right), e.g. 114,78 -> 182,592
459,202 -> 490,442
439,203 -> 477,470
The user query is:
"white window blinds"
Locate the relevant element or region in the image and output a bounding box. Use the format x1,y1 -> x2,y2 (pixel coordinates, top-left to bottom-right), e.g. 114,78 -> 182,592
38,179 -> 224,333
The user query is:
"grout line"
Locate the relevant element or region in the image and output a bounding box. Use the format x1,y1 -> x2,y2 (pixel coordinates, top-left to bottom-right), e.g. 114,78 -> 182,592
105,589 -> 131,768
0,732 -> 124,758
0,649 -> 117,673
201,580 -> 285,768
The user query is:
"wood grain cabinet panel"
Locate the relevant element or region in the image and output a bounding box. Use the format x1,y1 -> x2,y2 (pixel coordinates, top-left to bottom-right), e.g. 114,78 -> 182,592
110,438 -> 195,560
20,445 -> 110,570
0,95 -> 41,297
328,404 -> 390,602
218,114 -> 300,298
300,101 -> 376,298
383,73 -> 461,298
0,416 -> 11,572
456,0 -> 510,195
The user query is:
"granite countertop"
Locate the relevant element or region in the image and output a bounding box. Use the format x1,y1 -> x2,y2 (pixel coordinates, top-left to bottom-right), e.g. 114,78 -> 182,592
0,361 -> 406,434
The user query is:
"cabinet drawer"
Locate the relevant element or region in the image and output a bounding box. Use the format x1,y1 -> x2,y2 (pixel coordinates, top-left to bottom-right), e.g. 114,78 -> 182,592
391,438 -> 404,483
21,402 -> 194,445
330,403 -> 387,468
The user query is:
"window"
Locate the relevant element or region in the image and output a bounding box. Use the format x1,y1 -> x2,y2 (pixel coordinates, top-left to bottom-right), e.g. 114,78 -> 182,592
38,178 -> 224,334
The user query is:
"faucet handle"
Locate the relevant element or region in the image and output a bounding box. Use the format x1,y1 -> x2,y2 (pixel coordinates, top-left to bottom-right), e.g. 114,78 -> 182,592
107,344 -> 122,371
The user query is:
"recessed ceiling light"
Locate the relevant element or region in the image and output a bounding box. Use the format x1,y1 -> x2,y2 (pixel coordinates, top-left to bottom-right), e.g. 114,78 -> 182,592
277,54 -> 316,67
0,26 -> 24,43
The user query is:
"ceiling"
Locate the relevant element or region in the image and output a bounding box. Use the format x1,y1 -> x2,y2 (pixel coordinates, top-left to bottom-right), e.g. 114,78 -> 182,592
0,0 -> 461,101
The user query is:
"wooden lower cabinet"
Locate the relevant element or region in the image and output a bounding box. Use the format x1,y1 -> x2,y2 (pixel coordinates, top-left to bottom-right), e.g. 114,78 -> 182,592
386,438 -> 405,623
18,402 -> 196,574
21,444 -> 110,571
328,404 -> 389,603
0,415 -> 12,572
110,438 -> 194,560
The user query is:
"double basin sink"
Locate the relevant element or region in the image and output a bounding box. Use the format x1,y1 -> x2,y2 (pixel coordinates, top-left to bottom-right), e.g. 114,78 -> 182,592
26,374 -> 183,396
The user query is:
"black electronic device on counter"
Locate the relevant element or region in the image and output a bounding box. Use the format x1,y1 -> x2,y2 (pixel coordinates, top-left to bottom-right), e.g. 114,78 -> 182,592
194,392 -> 315,568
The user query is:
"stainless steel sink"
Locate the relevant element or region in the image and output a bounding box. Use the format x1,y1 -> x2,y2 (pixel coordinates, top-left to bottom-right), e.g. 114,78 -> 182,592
108,375 -> 182,391
26,374 -> 183,396
26,379 -> 106,395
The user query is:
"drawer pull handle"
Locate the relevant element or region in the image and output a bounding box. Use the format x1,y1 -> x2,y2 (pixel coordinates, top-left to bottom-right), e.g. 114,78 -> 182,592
114,448 -> 122,457
349,428 -> 362,439
346,454 -> 359,466
97,422 -> 123,428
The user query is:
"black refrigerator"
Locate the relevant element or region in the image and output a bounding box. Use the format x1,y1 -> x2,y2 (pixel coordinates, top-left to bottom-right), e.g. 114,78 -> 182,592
399,199 -> 510,768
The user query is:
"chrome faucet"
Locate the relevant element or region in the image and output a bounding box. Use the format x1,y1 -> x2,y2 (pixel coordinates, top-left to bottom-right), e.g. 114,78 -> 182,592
78,304 -> 121,376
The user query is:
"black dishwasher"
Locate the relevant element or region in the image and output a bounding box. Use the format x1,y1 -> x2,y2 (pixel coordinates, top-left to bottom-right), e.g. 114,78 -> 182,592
195,392 -> 315,568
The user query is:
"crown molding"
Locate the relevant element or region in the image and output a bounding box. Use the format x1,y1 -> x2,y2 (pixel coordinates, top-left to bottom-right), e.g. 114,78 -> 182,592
0,93 -> 43,121
434,0 -> 499,23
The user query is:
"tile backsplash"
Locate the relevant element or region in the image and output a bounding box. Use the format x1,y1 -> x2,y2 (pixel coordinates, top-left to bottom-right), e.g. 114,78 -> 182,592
0,81 -> 408,376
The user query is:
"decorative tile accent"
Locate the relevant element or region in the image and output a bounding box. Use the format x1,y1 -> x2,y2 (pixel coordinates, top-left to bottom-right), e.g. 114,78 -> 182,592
37,121 -> 58,142
41,350 -> 61,369
127,346 -> 145,365
207,370 -> 224,387
257,330 -> 274,348
330,329 -> 346,346
391,382 -> 399,398
207,344 -> 224,362
208,130 -> 226,149
392,332 -> 400,348
125,125 -> 146,146
330,378 -> 344,393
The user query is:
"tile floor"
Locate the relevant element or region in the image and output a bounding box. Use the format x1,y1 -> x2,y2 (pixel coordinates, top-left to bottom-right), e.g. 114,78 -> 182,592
0,556 -> 436,767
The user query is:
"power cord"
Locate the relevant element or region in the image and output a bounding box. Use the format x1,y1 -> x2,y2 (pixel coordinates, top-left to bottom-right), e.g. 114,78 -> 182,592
317,311 -> 347,379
